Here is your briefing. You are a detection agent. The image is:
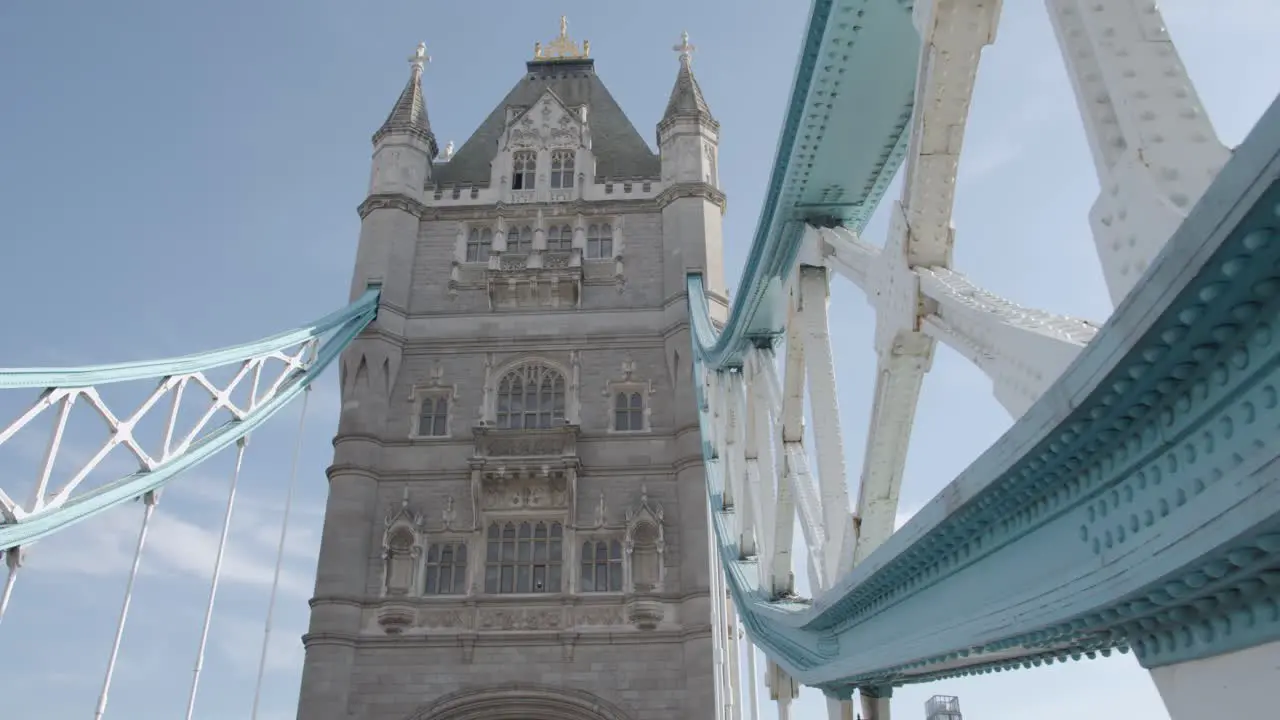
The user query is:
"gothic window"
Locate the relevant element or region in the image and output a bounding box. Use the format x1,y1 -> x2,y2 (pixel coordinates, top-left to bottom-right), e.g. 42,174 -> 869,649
496,364 -> 566,429
484,521 -> 563,593
424,541 -> 468,595
613,392 -> 644,432
546,224 -> 573,252
550,150 -> 575,189
512,151 -> 537,190
705,143 -> 718,185
586,223 -> 613,259
416,394 -> 449,437
507,225 -> 533,254
580,539 -> 623,592
466,227 -> 493,263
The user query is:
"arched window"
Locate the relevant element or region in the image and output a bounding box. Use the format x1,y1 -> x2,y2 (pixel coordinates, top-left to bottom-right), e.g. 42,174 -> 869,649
507,225 -> 533,255
586,223 -> 613,259
613,391 -> 644,432
418,395 -> 449,437
546,223 -> 573,252
496,364 -> 566,429
512,151 -> 537,190
466,227 -> 492,263
550,150 -> 575,189
580,539 -> 623,592
424,541 -> 467,595
485,521 -> 563,593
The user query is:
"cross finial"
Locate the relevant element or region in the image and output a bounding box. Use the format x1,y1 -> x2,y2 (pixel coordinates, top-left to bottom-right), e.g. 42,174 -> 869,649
674,31 -> 696,65
408,42 -> 430,73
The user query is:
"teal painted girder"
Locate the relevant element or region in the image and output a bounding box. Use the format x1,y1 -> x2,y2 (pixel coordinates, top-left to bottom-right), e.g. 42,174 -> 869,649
0,288 -> 380,551
695,0 -> 919,371
689,92 -> 1280,694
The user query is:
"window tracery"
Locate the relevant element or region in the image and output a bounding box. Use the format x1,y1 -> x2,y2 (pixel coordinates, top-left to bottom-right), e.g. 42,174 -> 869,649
466,227 -> 493,263
409,363 -> 454,439
424,540 -> 468,595
613,392 -> 644,432
546,223 -> 574,252
580,539 -> 623,592
585,223 -> 613,260
496,363 -> 566,429
417,395 -> 449,437
507,224 -> 534,255
484,520 -> 564,593
550,150 -> 575,189
512,151 -> 537,190
603,359 -> 653,433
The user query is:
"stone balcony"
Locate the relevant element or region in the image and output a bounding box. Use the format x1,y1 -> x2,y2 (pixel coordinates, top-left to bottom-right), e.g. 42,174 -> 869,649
486,250 -> 582,310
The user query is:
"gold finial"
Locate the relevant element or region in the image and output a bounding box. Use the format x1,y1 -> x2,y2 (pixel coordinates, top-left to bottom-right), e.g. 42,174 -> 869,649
674,31 -> 695,66
534,15 -> 588,60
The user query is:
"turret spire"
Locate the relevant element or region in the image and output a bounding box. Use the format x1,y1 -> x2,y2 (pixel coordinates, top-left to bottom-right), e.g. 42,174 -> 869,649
373,42 -> 439,157
662,31 -> 715,126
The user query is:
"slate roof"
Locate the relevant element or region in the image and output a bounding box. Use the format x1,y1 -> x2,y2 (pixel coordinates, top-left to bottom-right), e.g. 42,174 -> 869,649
433,58 -> 660,186
662,58 -> 716,126
375,68 -> 439,159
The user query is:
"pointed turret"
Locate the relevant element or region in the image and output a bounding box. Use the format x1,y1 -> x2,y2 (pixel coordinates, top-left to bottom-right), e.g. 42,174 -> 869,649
661,32 -> 716,127
656,31 -> 727,312
373,42 -> 440,158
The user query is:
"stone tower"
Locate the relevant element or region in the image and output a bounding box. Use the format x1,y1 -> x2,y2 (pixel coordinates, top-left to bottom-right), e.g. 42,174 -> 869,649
297,20 -> 727,720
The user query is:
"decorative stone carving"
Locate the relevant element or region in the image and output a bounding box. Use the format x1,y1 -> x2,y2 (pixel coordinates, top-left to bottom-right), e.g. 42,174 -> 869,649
382,488 -> 425,597
420,608 -> 472,630
474,465 -> 572,511
625,485 -> 666,593
477,607 -> 564,631
625,596 -> 664,631
473,425 -> 579,459
485,258 -> 582,310
376,602 -> 416,634
502,91 -> 586,153
576,604 -> 626,627
441,495 -> 457,531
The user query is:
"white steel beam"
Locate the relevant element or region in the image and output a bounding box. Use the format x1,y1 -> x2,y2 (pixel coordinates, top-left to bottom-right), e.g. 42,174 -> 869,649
1046,0 -> 1230,305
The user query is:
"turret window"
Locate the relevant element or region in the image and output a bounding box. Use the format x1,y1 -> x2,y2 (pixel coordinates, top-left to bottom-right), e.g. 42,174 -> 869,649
512,151 -> 537,190
613,392 -> 644,432
550,150 -> 575,189
485,521 -> 563,593
466,227 -> 493,263
586,223 -> 613,260
417,395 -> 449,437
547,224 -> 573,252
496,363 -> 566,429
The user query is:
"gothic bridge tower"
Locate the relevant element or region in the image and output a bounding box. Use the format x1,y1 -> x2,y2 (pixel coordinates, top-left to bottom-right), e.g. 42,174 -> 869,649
297,18 -> 727,720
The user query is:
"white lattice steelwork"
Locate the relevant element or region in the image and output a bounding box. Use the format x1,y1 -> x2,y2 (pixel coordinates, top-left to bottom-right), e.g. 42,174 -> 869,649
698,1 -> 1234,719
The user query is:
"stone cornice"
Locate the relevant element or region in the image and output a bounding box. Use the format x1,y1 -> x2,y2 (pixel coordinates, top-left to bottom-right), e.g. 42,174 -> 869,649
655,182 -> 727,213
358,192 -> 429,219
422,196 -> 663,222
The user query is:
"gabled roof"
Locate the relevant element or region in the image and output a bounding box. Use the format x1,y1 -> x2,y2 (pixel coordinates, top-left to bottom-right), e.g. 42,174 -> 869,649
434,58 -> 659,186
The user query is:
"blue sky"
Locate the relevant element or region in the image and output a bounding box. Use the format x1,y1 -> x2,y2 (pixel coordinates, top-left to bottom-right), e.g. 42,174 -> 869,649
1,1 -> 1277,719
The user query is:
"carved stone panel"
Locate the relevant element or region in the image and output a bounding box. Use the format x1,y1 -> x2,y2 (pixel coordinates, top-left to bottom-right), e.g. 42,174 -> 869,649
477,607 -> 565,631
478,467 -> 571,511
473,426 -> 579,459
575,604 -> 626,627
486,263 -> 582,310
420,608 -> 473,631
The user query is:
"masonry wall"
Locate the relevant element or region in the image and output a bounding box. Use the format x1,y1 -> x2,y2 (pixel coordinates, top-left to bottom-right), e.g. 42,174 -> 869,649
299,188 -> 715,719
